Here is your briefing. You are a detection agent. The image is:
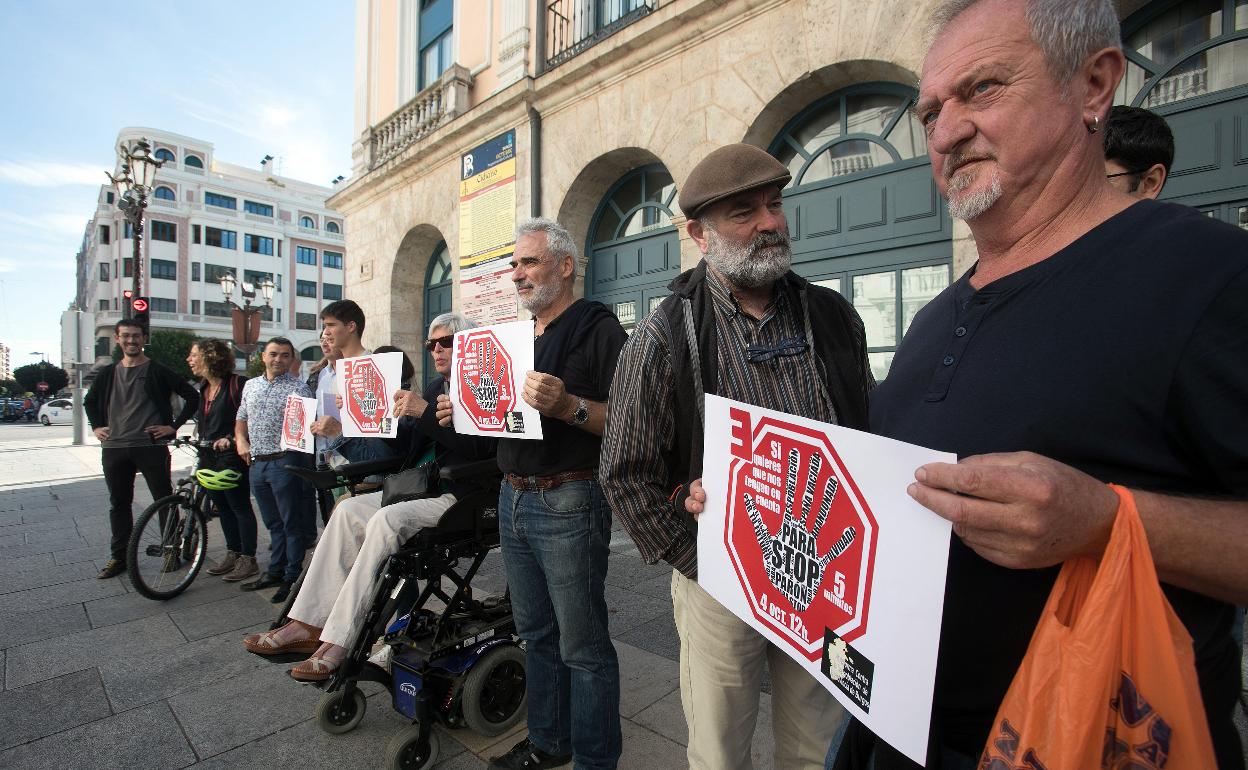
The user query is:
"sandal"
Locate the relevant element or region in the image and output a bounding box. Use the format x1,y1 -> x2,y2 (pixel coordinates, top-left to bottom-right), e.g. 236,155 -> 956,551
242,623 -> 321,656
290,643 -> 347,682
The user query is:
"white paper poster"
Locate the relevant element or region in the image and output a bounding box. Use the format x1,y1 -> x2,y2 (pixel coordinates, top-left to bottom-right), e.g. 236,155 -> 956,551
450,319 -> 543,440
279,395 -> 317,454
336,352 -> 404,438
699,394 -> 954,763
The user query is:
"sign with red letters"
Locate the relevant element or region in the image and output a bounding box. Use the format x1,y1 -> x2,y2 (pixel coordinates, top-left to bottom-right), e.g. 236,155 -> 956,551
280,395 -> 316,453
450,320 -> 542,440
336,352 -> 403,438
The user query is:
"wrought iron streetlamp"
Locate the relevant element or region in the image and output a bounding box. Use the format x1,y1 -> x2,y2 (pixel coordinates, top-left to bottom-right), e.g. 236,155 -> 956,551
106,138 -> 164,315
219,273 -> 275,355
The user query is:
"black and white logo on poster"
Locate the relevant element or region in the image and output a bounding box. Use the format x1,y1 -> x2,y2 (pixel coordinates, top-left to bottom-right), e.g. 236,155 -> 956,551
821,628 -> 875,713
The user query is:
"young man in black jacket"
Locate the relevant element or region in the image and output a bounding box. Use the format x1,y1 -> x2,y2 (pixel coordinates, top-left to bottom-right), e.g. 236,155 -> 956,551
84,319 -> 199,578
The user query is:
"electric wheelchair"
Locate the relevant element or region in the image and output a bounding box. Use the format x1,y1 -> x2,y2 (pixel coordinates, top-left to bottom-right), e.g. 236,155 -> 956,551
277,457 -> 525,770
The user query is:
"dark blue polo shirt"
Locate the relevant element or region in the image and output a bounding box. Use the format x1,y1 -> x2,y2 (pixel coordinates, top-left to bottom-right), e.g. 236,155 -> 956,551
870,200 -> 1248,764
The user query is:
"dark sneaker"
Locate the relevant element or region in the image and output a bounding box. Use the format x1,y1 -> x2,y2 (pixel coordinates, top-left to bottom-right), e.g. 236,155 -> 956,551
270,581 -> 294,604
489,738 -> 572,769
240,573 -> 284,591
97,559 -> 126,579
207,551 -> 239,576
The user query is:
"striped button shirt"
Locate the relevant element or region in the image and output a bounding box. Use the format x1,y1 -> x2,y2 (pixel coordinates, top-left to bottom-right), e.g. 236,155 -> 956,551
601,267 -> 836,579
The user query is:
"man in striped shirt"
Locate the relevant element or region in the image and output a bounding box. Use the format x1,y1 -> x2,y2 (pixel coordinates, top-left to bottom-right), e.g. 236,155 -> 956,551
600,143 -> 873,770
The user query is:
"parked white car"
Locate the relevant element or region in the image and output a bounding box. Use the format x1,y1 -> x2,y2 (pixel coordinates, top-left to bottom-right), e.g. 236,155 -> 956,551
38,399 -> 79,425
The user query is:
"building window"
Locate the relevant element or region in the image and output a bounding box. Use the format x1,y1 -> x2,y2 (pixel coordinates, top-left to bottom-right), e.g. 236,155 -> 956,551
420,28 -> 454,91
322,251 -> 343,269
326,221 -> 340,234
244,234 -> 274,255
106,192 -> 115,204
276,308 -> 281,323
191,262 -> 201,281
123,258 -> 133,278
98,299 -> 109,311
154,148 -> 176,162
150,297 -> 177,313
205,227 -> 237,249
96,337 -> 111,357
99,224 -> 110,244
296,312 -> 318,330
151,259 -> 177,281
203,300 -> 231,318
299,216 -> 316,228
296,280 -> 317,298
296,246 -> 317,265
153,186 -> 176,201
244,270 -> 275,291
322,283 -> 342,300
191,299 -> 200,315
244,200 -> 274,217
99,262 -> 110,282
192,224 -> 201,244
184,155 -> 204,169
150,221 -> 177,243
205,191 -> 237,210
204,263 -> 232,284
124,222 -> 134,239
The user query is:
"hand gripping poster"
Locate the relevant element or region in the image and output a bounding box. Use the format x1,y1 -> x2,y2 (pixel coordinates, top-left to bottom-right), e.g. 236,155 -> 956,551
700,394 -> 954,763
336,352 -> 404,438
280,395 -> 317,453
450,320 -> 543,440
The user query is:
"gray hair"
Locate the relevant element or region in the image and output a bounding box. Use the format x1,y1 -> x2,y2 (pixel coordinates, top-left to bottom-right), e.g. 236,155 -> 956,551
928,0 -> 1121,85
516,217 -> 579,262
427,312 -> 476,337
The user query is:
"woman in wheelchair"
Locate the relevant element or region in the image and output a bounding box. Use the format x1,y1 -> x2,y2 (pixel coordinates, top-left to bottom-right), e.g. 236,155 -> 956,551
243,312 -> 496,680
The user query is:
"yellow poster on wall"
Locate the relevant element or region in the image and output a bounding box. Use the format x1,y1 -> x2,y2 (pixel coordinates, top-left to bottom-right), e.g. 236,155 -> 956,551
458,130 -> 518,323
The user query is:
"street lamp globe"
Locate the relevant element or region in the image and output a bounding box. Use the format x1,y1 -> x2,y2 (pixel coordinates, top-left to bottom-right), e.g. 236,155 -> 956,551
259,278 -> 275,303
125,138 -> 163,190
219,272 -> 237,300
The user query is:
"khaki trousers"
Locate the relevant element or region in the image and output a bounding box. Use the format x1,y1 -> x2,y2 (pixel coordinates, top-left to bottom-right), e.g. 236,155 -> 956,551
672,570 -> 846,770
288,490 -> 455,646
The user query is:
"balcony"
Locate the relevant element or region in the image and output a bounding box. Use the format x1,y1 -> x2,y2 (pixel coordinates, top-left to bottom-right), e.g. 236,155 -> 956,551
368,64 -> 473,170
542,0 -> 656,71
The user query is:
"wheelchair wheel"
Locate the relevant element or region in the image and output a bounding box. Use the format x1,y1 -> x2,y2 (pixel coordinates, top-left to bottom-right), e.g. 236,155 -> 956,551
127,494 -> 208,600
316,688 -> 367,735
460,644 -> 527,737
383,725 -> 438,770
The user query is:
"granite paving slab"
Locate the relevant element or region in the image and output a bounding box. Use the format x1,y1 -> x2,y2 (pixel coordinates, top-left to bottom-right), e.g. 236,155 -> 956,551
0,559 -> 99,594
0,603 -> 90,650
0,551 -> 56,577
53,544 -> 108,565
614,614 -> 681,663
616,641 -> 680,719
605,552 -> 673,592
0,668 -> 112,750
603,583 -> 673,637
5,613 -> 186,689
0,575 -> 125,619
618,717 -> 690,769
0,699 -> 195,770
84,573 -> 242,628
631,687 -> 776,768
169,593 -> 282,641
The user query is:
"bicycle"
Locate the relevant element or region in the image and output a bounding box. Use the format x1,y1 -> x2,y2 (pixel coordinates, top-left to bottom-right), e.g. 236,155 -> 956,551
126,437 -> 240,600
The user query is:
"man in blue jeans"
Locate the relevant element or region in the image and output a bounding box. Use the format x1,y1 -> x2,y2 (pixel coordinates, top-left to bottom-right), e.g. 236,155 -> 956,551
234,337 -> 315,604
439,218 -> 627,770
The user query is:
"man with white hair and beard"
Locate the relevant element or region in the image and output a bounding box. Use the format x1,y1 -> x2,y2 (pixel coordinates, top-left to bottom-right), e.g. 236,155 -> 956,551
600,143 -> 874,769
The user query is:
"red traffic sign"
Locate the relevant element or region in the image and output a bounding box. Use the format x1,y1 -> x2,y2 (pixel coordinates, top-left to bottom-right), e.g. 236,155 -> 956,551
131,298 -> 149,313
455,329 -> 516,433
725,407 -> 878,661
36,381 -> 49,392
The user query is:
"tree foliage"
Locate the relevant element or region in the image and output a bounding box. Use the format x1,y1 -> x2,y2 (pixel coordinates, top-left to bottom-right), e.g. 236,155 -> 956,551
0,378 -> 22,397
145,330 -> 198,381
13,363 -> 69,395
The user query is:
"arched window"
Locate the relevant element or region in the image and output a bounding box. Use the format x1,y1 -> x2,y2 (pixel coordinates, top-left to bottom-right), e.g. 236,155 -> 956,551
154,148 -> 176,162
184,155 -> 204,169
769,83 -> 927,188
423,243 -> 453,385
1117,0 -> 1248,109
326,221 -> 341,233
300,346 -> 320,362
300,216 -> 316,229
153,186 -> 176,201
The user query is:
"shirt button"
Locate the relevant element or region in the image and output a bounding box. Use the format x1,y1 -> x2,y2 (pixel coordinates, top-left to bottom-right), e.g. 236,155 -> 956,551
954,326 -> 967,337
942,355 -> 955,366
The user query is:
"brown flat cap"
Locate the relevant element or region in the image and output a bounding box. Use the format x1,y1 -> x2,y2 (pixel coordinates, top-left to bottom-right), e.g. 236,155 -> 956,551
678,143 -> 791,218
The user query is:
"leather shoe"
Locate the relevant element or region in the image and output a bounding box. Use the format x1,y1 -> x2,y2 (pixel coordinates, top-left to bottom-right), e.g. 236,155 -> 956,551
96,559 -> 126,579
240,573 -> 284,591
270,582 -> 294,604
489,737 -> 572,769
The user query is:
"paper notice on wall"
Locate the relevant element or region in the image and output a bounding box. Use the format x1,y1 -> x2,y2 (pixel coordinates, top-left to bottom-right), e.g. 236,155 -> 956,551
450,320 -> 542,440
336,352 -> 403,438
280,395 -> 317,454
699,394 -> 954,763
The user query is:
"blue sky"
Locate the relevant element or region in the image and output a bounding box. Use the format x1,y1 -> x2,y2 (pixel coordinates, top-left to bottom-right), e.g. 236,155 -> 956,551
0,1 -> 355,375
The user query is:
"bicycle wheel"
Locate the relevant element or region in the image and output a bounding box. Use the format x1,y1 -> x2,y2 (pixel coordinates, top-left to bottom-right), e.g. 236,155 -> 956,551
127,494 -> 209,600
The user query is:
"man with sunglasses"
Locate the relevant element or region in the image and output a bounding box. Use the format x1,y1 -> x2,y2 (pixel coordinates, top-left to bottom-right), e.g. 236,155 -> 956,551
1103,104 -> 1174,200
600,143 -> 873,769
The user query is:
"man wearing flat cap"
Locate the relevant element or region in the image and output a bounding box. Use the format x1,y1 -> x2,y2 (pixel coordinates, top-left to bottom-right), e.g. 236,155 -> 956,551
601,143 -> 874,769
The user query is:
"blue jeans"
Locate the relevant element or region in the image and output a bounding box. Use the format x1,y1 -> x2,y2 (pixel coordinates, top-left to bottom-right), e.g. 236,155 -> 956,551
205,479 -> 258,557
500,478 -> 621,770
333,436 -> 397,463
250,453 -> 314,583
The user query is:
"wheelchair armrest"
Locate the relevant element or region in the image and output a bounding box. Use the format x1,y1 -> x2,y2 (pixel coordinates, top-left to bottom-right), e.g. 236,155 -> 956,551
338,456 -> 405,481
439,458 -> 500,482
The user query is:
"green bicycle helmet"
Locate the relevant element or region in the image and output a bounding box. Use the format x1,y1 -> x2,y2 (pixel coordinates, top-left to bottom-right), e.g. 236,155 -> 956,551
196,467 -> 243,491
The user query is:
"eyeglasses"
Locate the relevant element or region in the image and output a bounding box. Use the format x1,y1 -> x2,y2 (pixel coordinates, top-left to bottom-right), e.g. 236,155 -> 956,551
745,335 -> 809,363
424,335 -> 454,352
1105,170 -> 1143,180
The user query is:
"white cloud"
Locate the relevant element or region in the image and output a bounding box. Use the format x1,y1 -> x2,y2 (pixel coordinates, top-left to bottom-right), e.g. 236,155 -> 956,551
0,160 -> 108,188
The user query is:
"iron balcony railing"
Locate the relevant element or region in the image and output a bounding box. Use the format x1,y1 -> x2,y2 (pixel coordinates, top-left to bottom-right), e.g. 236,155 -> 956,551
543,0 -> 656,71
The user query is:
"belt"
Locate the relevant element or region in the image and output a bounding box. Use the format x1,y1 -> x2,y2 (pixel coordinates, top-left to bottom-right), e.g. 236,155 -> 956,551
504,469 -> 596,491
252,451 -> 288,462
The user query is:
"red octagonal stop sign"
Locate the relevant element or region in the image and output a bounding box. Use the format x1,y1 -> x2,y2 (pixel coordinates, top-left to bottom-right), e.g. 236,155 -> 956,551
341,357 -> 391,434
456,329 -> 517,433
724,406 -> 878,661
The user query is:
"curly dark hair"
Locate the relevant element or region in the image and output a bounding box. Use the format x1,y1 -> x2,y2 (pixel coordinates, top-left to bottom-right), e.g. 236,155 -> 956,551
193,338 -> 235,379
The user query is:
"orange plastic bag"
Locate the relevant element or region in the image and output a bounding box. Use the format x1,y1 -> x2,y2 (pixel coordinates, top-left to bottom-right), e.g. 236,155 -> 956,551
979,485 -> 1216,770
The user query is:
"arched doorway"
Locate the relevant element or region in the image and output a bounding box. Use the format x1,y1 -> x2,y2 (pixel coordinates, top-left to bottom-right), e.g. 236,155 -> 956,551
585,165 -> 681,331
1117,0 -> 1248,228
422,242 -> 452,386
769,83 -> 953,380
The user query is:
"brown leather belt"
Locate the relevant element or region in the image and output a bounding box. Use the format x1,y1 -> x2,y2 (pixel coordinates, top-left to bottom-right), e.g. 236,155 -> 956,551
504,469 -> 596,491
253,451 -> 288,462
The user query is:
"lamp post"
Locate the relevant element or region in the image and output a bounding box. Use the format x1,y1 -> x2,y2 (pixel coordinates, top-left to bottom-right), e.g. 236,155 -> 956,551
106,138 -> 164,312
219,273 -> 275,357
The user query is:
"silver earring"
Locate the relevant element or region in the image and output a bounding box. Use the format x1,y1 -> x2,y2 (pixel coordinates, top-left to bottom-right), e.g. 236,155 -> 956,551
1088,115 -> 1100,134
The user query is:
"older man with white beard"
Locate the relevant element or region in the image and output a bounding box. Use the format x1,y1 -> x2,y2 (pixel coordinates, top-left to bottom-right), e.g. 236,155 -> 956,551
600,143 -> 875,770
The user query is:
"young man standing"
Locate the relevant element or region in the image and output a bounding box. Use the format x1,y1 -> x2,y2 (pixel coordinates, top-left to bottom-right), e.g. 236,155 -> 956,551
85,319 -> 200,579
235,337 -> 315,603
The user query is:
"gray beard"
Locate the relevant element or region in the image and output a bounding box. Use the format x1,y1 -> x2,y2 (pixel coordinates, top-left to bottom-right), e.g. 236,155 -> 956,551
944,158 -> 1003,221
518,279 -> 561,314
704,228 -> 792,289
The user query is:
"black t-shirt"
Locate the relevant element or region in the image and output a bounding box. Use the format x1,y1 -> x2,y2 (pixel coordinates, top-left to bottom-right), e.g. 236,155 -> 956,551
497,301 -> 627,477
195,374 -> 248,470
870,200 -> 1248,762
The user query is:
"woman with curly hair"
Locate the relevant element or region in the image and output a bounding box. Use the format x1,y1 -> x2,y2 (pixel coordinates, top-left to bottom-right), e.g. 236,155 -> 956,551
187,338 -> 259,581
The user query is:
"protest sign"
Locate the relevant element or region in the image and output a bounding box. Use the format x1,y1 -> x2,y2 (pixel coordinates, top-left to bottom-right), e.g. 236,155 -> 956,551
700,394 -> 954,763
336,352 -> 403,438
451,320 -> 542,440
280,395 -> 317,454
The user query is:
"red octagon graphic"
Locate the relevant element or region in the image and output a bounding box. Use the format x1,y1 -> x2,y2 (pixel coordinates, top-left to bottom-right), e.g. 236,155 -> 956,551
456,329 -> 516,433
283,397 -> 305,444
724,407 -> 878,661
342,358 -> 391,434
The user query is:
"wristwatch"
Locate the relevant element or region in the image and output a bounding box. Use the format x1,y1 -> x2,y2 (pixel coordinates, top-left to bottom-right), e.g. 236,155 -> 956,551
568,396 -> 589,426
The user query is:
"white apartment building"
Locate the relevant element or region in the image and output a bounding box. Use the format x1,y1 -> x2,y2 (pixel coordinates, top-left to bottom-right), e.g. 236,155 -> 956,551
77,127 -> 348,368
0,342 -> 11,381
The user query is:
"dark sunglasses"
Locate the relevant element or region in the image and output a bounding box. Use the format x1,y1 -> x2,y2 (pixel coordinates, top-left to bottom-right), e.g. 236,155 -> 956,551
745,335 -> 809,363
424,335 -> 454,352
